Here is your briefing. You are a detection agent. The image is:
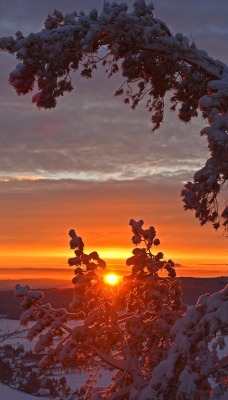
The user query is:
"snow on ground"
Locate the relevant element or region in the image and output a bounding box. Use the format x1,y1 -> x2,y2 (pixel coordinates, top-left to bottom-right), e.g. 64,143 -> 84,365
0,383 -> 47,400
59,369 -> 113,392
0,319 -> 113,395
0,319 -> 35,350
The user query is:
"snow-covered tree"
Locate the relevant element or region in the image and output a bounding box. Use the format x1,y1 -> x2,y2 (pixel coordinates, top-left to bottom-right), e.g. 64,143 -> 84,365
15,220 -> 228,399
0,0 -> 227,232
15,219 -> 187,399
140,284 -> 228,400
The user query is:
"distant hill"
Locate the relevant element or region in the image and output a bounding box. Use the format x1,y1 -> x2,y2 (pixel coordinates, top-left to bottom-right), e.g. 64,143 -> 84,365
0,278 -> 71,291
0,287 -> 74,320
0,277 -> 227,320
178,276 -> 227,305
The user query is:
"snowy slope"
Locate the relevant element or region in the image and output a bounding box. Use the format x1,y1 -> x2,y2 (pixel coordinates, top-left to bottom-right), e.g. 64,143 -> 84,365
0,319 -> 35,350
0,383 -> 48,400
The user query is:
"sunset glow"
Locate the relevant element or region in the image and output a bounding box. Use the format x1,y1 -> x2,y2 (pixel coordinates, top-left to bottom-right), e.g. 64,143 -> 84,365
104,273 -> 121,286
0,3 -> 227,400
0,1 -> 227,288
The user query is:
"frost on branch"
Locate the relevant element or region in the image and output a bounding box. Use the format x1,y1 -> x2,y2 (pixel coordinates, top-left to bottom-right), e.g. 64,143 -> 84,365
15,220 -> 187,399
15,283 -> 43,310
128,218 -> 176,278
1,0 -> 223,119
140,284 -> 228,400
67,228 -> 106,311
0,0 -> 227,231
181,77 -> 228,233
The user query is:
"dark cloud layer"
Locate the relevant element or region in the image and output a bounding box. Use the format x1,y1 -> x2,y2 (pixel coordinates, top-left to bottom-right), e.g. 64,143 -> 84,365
0,1 -> 227,183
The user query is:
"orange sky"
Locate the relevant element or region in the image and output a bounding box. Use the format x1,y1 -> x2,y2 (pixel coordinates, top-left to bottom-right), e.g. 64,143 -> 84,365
0,1 -> 227,284
0,179 -> 227,281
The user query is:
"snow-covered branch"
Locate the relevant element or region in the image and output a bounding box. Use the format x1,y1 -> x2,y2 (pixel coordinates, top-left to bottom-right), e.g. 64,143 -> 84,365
140,284 -> 228,400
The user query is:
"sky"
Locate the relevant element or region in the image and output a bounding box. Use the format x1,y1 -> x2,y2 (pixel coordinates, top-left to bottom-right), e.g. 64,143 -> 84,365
0,0 -> 227,282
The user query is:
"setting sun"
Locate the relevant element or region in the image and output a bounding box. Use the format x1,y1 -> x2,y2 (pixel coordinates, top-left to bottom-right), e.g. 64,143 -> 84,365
104,273 -> 120,286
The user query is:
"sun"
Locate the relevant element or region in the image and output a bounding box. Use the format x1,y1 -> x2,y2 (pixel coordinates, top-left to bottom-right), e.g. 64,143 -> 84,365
104,273 -> 120,286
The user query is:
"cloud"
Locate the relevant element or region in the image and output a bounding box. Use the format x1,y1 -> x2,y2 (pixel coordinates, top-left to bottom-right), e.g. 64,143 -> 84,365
0,72 -> 207,182
0,0 -> 227,184
153,0 -> 228,64
1,1 -> 226,185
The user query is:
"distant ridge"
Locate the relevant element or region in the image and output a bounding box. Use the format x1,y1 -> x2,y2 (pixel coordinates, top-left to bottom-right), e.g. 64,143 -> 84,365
0,278 -> 72,291
0,267 -> 129,290
0,277 -> 227,320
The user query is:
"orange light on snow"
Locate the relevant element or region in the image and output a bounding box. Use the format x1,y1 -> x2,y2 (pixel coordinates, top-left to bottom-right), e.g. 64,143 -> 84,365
104,273 -> 121,286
